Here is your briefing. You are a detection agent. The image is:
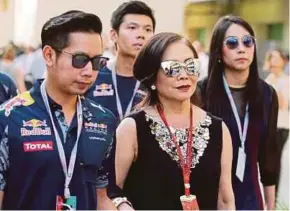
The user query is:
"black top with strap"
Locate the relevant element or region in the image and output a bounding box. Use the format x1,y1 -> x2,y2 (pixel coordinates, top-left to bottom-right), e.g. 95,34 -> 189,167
122,110 -> 223,210
197,78 -> 279,209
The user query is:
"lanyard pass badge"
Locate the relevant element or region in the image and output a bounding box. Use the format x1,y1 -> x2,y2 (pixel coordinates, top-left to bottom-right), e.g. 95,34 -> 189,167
236,147 -> 246,182
56,195 -> 77,211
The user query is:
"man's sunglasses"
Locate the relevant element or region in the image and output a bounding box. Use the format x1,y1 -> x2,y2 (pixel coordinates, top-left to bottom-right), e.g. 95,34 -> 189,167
55,49 -> 109,70
160,58 -> 200,77
223,35 -> 256,50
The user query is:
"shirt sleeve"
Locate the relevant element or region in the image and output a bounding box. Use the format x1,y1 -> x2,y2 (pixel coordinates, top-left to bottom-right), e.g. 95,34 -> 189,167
259,88 -> 279,186
0,125 -> 10,191
96,135 -> 114,189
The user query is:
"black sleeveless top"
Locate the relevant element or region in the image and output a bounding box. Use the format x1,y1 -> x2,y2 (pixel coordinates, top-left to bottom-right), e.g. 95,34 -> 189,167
123,110 -> 223,210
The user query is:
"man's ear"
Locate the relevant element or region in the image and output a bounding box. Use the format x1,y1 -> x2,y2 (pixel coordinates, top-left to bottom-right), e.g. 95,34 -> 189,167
110,29 -> 119,51
42,45 -> 57,67
110,29 -> 118,43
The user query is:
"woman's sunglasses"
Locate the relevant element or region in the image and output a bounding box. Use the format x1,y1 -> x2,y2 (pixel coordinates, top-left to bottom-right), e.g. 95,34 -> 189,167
56,49 -> 109,70
223,35 -> 256,50
160,58 -> 200,77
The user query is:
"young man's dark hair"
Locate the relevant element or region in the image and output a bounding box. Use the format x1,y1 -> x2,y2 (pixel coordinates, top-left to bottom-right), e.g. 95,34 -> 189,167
85,1 -> 155,121
41,10 -> 103,51
111,0 -> 156,32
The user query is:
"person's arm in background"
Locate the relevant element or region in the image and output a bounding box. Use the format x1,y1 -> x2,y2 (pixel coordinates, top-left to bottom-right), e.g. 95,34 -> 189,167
280,78 -> 289,110
259,88 -> 279,210
264,186 -> 276,210
14,67 -> 27,93
4,73 -> 18,98
217,122 -> 235,210
0,73 -> 17,105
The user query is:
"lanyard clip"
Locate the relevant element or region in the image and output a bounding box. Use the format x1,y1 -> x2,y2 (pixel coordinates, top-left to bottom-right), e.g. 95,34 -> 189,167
64,185 -> 70,199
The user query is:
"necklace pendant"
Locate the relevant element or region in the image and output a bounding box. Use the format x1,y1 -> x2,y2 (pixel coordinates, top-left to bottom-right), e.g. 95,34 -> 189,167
180,194 -> 199,210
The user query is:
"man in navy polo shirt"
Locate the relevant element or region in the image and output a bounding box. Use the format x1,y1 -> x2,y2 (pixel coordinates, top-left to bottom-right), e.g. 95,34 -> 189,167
0,72 -> 17,104
86,1 -> 155,121
0,10 -> 116,210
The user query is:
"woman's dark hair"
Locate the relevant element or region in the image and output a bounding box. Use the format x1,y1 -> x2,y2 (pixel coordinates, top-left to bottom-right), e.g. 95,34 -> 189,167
133,32 -> 199,107
206,15 -> 262,116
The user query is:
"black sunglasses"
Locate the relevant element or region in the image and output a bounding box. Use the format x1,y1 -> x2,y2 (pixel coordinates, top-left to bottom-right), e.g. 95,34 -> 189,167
223,35 -> 256,50
160,58 -> 200,77
55,49 -> 109,70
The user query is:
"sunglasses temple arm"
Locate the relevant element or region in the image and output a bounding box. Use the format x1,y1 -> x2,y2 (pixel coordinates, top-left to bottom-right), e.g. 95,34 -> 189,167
140,72 -> 155,83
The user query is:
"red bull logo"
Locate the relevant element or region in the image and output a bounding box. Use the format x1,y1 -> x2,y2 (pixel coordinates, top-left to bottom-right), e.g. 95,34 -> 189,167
23,119 -> 47,128
0,92 -> 35,116
21,119 -> 51,136
98,123 -> 107,129
93,83 -> 114,96
85,122 -> 107,129
84,121 -> 108,134
97,83 -> 112,90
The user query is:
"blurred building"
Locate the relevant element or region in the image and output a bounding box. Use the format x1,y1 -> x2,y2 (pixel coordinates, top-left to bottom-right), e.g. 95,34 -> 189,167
0,0 -> 9,12
184,0 -> 289,53
1,0 -> 288,56
0,0 -> 188,47
0,0 -> 15,47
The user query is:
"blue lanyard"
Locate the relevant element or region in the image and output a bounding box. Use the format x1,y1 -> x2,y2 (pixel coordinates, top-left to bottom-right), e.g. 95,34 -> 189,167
222,75 -> 249,151
108,58 -> 140,120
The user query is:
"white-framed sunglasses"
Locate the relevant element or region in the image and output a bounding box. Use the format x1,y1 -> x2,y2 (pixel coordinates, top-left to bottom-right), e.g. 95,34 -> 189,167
160,58 -> 200,77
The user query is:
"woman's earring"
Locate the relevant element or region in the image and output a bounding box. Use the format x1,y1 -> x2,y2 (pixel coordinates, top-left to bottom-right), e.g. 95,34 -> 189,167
218,59 -> 221,63
151,85 -> 156,90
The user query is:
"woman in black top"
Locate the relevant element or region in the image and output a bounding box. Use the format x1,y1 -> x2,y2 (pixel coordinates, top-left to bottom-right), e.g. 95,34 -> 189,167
113,32 -> 235,210
197,15 -> 279,210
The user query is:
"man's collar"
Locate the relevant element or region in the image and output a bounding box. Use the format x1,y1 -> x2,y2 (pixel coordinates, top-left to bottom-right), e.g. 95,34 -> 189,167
31,79 -> 91,121
47,95 -> 62,111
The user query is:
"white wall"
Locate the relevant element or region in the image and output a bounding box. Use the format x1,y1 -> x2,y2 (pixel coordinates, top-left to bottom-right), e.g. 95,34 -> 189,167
14,0 -> 38,45
31,0 -> 187,46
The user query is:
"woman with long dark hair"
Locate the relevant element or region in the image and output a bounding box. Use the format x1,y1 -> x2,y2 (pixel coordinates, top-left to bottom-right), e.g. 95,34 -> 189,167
113,32 -> 235,210
197,15 -> 279,210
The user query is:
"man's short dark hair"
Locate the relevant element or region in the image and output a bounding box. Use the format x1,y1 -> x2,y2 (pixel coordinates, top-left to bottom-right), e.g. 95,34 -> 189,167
111,1 -> 156,32
41,10 -> 102,51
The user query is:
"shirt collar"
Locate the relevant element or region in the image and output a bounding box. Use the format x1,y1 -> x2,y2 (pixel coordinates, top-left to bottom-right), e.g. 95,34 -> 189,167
31,79 -> 91,121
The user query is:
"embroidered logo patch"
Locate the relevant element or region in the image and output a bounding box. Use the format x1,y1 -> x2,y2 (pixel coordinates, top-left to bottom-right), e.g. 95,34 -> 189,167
21,119 -> 51,136
93,83 -> 114,96
23,141 -> 54,152
0,92 -> 35,116
84,122 -> 108,134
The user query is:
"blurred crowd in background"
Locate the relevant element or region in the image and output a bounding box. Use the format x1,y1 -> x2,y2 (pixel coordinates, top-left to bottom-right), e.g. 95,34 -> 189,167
0,38 -> 288,94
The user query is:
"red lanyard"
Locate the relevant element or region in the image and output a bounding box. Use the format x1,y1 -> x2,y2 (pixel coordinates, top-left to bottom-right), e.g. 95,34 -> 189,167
157,104 -> 193,196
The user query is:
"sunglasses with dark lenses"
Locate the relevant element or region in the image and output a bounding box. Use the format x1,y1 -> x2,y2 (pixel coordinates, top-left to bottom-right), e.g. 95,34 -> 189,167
223,35 -> 256,50
56,49 -> 109,70
161,58 -> 200,77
